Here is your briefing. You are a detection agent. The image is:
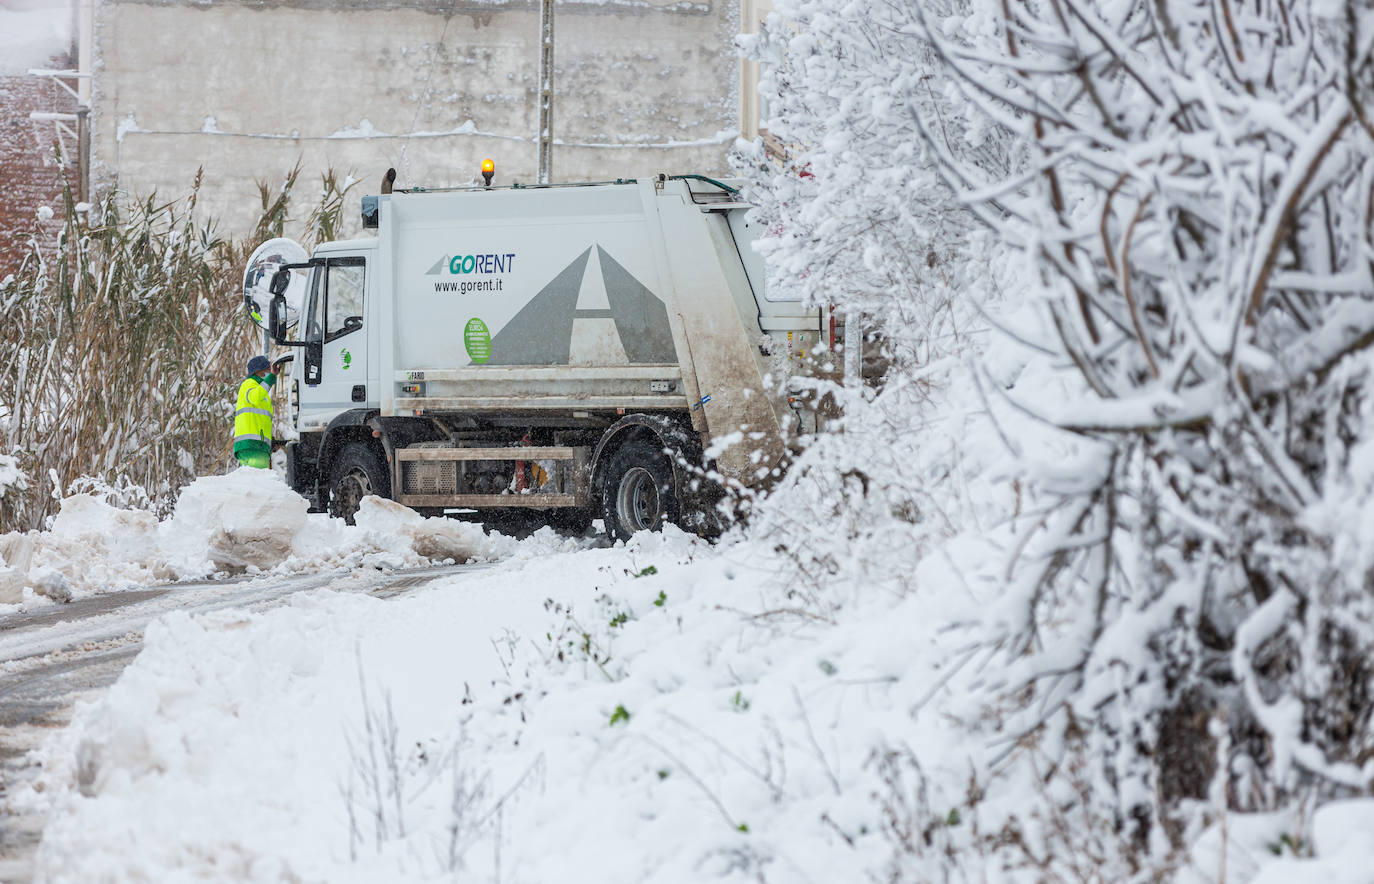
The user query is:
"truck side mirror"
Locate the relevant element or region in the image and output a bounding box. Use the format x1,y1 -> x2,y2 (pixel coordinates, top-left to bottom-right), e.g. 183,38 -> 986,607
269,295 -> 289,342
269,268 -> 291,296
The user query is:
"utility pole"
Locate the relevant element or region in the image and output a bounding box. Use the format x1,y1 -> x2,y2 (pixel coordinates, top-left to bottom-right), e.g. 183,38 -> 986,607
537,0 -> 554,185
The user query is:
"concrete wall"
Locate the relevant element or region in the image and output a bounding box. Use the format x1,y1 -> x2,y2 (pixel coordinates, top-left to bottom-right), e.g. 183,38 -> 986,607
91,0 -> 740,238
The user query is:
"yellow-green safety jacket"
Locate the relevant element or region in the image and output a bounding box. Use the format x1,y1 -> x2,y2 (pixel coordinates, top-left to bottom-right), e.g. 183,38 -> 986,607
233,373 -> 276,456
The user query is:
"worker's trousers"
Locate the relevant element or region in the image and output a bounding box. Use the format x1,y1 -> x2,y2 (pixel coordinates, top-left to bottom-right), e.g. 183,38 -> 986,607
235,449 -> 270,469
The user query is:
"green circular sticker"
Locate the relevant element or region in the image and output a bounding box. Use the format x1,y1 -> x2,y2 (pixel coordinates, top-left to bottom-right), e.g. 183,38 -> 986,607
464,317 -> 491,364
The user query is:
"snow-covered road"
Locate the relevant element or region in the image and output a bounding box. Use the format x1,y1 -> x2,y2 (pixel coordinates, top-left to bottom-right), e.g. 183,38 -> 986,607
0,563 -> 487,882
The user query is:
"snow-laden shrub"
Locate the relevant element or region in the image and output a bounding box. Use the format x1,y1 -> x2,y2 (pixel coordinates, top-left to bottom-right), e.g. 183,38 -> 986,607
742,0 -> 1374,875
733,0 -> 1017,606
0,452 -> 30,529
910,0 -> 1374,850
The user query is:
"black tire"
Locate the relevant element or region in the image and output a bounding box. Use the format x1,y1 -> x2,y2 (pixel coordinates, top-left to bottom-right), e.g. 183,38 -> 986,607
600,440 -> 678,542
327,442 -> 389,525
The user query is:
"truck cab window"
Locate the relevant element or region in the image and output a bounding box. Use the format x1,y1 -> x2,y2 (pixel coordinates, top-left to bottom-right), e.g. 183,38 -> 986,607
304,266 -> 325,345
325,261 -> 365,342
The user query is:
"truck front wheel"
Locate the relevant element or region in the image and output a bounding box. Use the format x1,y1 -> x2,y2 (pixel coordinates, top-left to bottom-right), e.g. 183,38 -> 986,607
601,440 -> 678,542
327,442 -> 389,525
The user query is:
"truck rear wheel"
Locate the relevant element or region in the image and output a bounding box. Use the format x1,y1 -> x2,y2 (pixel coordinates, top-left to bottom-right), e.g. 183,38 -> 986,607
601,440 -> 678,542
327,442 -> 389,525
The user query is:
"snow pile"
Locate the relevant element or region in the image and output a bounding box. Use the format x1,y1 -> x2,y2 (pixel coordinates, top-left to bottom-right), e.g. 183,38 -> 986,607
1175,800 -> 1374,883
18,528 -> 952,882
355,496 -> 510,564
0,469 -> 513,607
161,468 -> 311,573
0,1 -> 71,75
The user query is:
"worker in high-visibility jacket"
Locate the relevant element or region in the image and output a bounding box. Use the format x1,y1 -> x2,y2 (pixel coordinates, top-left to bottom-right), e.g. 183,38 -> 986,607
233,355 -> 277,468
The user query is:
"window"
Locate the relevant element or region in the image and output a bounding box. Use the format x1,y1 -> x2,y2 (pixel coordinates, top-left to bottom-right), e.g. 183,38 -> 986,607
304,266 -> 325,345
325,259 -> 365,343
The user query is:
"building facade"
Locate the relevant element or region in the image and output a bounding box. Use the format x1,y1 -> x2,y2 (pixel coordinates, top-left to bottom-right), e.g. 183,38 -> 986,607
0,0 -> 83,276
89,0 -> 742,236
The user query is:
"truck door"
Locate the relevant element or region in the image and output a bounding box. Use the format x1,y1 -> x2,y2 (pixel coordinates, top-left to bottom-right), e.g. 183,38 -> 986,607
300,256 -> 369,426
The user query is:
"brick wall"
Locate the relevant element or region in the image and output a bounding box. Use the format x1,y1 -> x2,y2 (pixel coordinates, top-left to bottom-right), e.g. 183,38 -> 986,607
0,54 -> 77,279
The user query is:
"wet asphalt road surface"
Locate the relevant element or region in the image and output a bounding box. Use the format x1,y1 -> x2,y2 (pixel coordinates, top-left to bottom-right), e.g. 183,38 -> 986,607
0,563 -> 484,882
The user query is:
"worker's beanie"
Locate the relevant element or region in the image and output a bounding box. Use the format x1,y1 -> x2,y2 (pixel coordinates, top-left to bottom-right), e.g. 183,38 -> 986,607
247,355 -> 272,375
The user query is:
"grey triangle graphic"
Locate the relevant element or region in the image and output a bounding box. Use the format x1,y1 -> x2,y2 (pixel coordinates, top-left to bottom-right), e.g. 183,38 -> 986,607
487,248 -> 593,365
425,255 -> 449,276
598,247 -> 676,364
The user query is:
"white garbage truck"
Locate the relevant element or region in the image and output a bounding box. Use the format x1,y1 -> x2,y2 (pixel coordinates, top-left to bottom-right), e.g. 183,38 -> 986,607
250,172 -> 829,539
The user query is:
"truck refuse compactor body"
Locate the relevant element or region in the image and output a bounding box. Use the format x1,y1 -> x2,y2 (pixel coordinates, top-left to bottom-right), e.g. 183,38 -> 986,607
258,175 -> 827,539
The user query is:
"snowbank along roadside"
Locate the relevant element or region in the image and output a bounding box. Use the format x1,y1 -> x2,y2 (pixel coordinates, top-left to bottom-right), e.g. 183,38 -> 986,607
0,469 -> 518,607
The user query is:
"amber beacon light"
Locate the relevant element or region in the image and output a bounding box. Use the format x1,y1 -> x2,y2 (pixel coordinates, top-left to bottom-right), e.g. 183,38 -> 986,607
481,158 -> 495,187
